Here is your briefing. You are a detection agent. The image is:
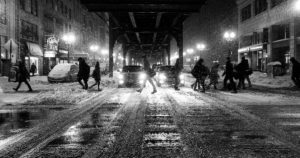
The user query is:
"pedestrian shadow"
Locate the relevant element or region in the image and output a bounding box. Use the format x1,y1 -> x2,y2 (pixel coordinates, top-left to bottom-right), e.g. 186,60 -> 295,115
4,89 -> 47,94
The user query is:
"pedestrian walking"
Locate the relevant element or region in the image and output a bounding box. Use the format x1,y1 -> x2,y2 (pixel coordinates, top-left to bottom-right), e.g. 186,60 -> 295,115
13,61 -> 33,92
137,56 -> 157,94
290,57 -> 300,88
191,59 -> 209,92
30,63 -> 37,76
174,58 -> 182,91
78,58 -> 90,90
207,62 -> 220,90
222,57 -> 237,93
89,61 -> 102,91
237,57 -> 252,89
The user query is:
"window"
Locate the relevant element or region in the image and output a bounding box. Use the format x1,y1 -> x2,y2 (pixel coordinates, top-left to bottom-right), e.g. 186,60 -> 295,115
20,0 -> 38,16
20,20 -> 38,42
0,0 -> 7,24
241,4 -> 251,22
0,36 -> 8,59
255,0 -> 267,15
272,24 -> 290,41
271,0 -> 286,8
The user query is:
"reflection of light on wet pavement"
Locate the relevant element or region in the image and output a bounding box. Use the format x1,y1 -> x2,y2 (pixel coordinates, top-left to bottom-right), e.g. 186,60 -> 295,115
0,109 -> 55,141
62,123 -> 82,146
142,103 -> 183,157
272,113 -> 300,118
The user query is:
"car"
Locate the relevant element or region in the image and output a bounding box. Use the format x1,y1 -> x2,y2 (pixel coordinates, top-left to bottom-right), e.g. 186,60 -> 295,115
118,65 -> 146,88
156,65 -> 185,87
48,63 -> 79,83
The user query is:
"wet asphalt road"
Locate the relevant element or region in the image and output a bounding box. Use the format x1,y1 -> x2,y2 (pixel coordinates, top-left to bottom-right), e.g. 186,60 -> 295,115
0,87 -> 300,158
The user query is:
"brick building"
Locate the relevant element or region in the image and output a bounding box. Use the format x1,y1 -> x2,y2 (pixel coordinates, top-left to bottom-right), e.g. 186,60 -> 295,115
0,0 -> 108,76
237,0 -> 299,73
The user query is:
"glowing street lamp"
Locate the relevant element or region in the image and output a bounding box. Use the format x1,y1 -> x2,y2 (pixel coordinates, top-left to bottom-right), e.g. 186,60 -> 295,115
223,31 -> 236,57
62,33 -> 76,63
294,0 -> 300,11
196,43 -> 206,51
224,31 -> 236,42
90,45 -> 99,63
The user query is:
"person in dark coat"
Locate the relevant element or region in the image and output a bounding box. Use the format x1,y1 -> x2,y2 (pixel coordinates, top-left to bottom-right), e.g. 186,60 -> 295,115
137,56 -> 157,94
191,59 -> 209,92
290,57 -> 300,88
236,56 -> 252,89
174,58 -> 182,91
207,62 -> 220,90
30,63 -> 37,76
89,61 -> 101,91
222,57 -> 237,93
78,58 -> 90,90
13,61 -> 33,92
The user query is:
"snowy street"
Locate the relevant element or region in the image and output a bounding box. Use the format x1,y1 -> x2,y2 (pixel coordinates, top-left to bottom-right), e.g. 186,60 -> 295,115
1,76 -> 300,157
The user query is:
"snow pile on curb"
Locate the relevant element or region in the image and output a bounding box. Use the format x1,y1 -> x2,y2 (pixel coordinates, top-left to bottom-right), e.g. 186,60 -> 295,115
24,87 -> 91,105
250,72 -> 294,88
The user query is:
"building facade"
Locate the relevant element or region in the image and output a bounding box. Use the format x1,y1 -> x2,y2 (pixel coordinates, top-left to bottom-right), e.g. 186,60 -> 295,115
0,0 -> 108,76
237,0 -> 299,73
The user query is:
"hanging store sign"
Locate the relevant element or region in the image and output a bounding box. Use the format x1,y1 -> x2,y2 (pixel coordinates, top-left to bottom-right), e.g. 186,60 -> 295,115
44,50 -> 56,58
46,36 -> 59,51
238,45 -> 263,53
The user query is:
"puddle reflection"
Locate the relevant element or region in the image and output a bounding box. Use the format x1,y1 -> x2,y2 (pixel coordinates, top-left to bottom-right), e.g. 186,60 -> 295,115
0,109 -> 56,140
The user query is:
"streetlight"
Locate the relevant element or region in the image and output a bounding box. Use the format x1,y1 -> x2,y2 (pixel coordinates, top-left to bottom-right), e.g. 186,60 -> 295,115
187,48 -> 194,54
90,45 -> 99,64
224,31 -> 236,57
294,0 -> 300,11
196,43 -> 206,51
62,33 -> 76,63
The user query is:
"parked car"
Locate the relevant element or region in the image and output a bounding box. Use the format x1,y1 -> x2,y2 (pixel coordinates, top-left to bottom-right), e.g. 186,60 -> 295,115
155,65 -> 185,87
48,64 -> 79,83
118,65 -> 146,88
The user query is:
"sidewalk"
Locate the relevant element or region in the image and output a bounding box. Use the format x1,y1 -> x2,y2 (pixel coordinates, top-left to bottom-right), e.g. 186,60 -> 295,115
0,74 -> 117,106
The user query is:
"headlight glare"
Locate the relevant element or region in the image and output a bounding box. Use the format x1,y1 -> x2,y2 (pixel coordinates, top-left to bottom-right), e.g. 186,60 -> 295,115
180,74 -> 184,80
118,74 -> 124,79
139,73 -> 146,80
159,74 -> 166,80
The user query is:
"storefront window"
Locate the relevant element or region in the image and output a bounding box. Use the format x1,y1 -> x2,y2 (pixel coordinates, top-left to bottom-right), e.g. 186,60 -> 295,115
0,36 -> 8,59
0,0 -> 7,24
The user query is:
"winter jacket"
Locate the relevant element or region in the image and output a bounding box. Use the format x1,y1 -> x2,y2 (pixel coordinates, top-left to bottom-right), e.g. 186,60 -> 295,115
174,61 -> 182,75
18,63 -> 30,82
209,65 -> 219,83
192,64 -> 209,79
223,61 -> 234,77
292,60 -> 300,77
92,67 -> 101,81
30,64 -> 37,73
78,61 -> 90,79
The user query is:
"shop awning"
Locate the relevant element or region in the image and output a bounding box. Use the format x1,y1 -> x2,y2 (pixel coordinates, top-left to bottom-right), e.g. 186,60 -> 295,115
26,42 -> 43,57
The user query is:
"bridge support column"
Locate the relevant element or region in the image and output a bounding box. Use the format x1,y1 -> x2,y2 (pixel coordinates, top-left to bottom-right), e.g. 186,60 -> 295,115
122,44 -> 127,66
167,44 -> 171,65
177,23 -> 183,69
109,20 -> 114,78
